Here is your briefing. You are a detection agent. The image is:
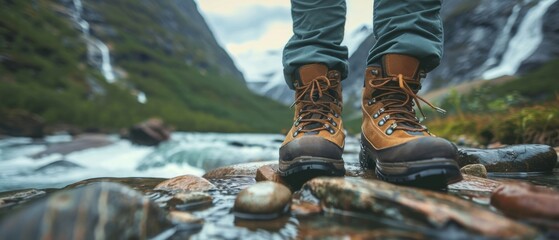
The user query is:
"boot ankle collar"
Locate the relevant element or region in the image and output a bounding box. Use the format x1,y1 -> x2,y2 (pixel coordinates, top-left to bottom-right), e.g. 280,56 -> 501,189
382,54 -> 420,79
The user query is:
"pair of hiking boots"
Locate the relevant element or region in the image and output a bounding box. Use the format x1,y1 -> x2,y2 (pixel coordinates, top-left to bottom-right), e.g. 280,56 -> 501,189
279,54 -> 463,187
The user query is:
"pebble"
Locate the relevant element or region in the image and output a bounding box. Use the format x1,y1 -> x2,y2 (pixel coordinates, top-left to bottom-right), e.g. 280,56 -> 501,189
169,211 -> 204,224
170,192 -> 213,210
460,164 -> 488,178
233,181 -> 292,220
255,164 -> 289,186
155,175 -> 216,192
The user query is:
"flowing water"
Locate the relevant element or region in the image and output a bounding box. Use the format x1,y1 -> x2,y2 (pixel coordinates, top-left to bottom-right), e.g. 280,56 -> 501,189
0,133 -> 557,239
483,0 -> 558,79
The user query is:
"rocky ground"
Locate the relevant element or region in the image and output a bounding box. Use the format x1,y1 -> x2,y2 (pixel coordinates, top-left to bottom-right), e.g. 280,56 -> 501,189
0,142 -> 557,239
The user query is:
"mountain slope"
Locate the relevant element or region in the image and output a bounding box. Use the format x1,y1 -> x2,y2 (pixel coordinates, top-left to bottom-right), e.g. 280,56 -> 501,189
0,0 -> 290,133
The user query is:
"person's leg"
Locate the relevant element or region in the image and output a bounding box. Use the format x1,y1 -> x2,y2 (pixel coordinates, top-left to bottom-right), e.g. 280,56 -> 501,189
282,0 -> 348,88
279,0 -> 348,182
360,0 -> 462,188
368,0 -> 443,72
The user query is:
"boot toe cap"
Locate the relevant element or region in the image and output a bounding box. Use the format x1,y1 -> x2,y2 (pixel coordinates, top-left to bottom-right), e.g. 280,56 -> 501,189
280,136 -> 343,161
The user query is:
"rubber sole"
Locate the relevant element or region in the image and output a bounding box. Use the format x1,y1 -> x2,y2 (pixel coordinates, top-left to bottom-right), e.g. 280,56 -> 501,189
279,157 -> 345,188
360,142 -> 462,189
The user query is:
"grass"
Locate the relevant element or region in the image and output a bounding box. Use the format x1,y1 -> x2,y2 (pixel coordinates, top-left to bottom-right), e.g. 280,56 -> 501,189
0,0 -> 291,133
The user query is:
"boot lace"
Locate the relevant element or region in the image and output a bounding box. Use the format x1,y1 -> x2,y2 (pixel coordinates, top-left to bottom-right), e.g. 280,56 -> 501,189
290,75 -> 340,135
368,74 -> 445,132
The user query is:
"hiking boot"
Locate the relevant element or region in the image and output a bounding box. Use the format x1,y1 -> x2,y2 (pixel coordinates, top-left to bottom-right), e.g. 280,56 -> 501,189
279,64 -> 345,180
360,54 -> 462,188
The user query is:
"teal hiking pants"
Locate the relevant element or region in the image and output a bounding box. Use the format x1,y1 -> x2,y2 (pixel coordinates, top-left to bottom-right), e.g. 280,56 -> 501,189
283,0 -> 443,87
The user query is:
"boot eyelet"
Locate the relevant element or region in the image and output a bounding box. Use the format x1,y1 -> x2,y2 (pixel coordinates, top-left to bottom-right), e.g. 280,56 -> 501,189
293,131 -> 299,137
378,120 -> 385,126
386,128 -> 393,135
334,113 -> 339,118
371,69 -> 379,76
373,113 -> 379,119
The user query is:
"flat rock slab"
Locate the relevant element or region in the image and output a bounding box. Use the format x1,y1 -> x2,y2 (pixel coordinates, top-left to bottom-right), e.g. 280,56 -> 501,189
0,182 -> 171,239
203,161 -> 277,179
303,177 -> 537,239
205,161 -> 375,181
457,145 -> 557,173
155,175 -> 216,192
448,174 -> 502,193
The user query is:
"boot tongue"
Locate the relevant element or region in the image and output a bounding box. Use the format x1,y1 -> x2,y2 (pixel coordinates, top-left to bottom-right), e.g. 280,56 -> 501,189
378,54 -> 423,133
295,64 -> 331,135
382,54 -> 420,79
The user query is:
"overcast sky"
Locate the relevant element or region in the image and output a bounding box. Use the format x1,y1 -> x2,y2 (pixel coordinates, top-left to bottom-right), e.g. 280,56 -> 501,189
195,0 -> 373,82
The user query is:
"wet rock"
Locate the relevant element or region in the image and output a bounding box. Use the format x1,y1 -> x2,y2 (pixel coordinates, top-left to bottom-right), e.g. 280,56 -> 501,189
203,161 -> 276,179
32,134 -> 113,158
255,164 -> 288,186
205,161 -> 375,180
297,228 -> 428,240
0,109 -> 45,138
0,182 -> 172,239
169,211 -> 204,224
460,164 -> 487,178
233,181 -> 292,220
128,118 -> 172,146
290,200 -> 322,217
304,177 -> 537,239
491,182 -> 559,221
34,160 -> 83,174
448,174 -> 502,193
0,189 -> 46,208
457,145 -> 558,173
155,175 -> 216,192
170,192 -> 213,210
448,174 -> 502,205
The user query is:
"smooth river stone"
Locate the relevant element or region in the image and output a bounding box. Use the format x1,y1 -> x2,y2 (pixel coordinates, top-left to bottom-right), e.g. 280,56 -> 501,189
233,181 -> 292,220
460,164 -> 488,178
457,145 -> 557,172
491,182 -> 559,221
0,182 -> 172,240
155,175 -> 216,192
303,177 -> 537,239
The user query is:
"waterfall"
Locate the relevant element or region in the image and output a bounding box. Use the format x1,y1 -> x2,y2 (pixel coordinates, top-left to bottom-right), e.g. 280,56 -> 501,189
72,0 -> 116,83
479,3 -> 522,72
482,0 -> 558,80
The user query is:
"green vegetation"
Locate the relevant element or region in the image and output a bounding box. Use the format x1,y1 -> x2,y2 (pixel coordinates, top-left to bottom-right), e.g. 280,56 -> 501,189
342,60 -> 559,146
0,0 -> 290,133
428,60 -> 559,146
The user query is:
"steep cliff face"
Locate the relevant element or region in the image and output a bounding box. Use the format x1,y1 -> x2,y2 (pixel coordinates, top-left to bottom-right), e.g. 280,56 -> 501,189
0,0 -> 289,132
426,0 -> 559,90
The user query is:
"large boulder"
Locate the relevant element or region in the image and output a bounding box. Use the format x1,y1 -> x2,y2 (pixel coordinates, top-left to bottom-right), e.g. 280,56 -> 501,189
128,118 -> 172,146
457,145 -> 557,173
0,182 -> 172,239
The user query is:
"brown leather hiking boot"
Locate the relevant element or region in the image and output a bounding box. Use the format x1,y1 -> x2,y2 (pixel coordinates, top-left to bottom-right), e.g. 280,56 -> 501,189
360,54 -> 462,188
279,64 -> 345,180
